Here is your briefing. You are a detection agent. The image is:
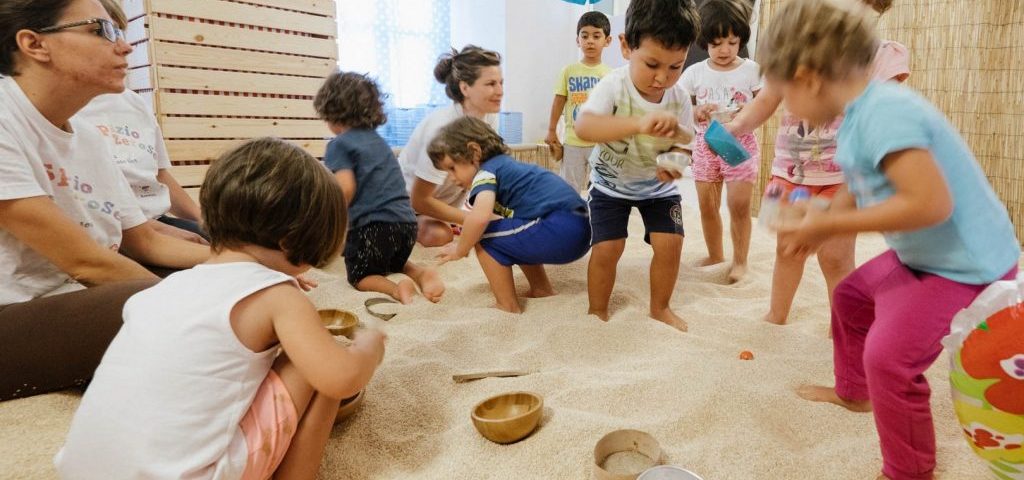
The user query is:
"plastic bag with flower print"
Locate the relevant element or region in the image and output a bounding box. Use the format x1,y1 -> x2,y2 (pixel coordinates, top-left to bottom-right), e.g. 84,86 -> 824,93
943,273 -> 1024,479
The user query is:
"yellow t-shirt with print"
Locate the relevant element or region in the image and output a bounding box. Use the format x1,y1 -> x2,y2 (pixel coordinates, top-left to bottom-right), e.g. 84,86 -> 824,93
554,62 -> 611,147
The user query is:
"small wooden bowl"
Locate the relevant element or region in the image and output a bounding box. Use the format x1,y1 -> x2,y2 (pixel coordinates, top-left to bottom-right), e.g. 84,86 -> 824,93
319,309 -> 358,339
593,429 -> 663,480
334,389 -> 365,423
471,391 -> 543,444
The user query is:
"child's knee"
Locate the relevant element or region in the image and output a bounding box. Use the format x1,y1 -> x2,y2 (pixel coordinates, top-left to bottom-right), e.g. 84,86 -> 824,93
419,225 -> 453,247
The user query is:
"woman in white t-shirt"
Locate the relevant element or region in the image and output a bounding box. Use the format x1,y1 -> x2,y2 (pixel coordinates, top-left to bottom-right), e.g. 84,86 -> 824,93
398,45 -> 503,247
79,90 -> 207,242
0,0 -> 209,402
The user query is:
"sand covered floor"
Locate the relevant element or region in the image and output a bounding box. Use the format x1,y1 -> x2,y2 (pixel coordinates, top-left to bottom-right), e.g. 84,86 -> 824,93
0,187 -> 991,479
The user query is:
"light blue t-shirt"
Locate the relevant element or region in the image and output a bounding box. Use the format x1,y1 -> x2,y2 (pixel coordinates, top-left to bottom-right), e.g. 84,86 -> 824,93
837,82 -> 1019,284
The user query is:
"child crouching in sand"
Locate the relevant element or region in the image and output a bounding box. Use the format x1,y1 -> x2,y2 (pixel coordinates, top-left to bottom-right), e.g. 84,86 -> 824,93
56,138 -> 387,479
430,117 -> 591,313
315,71 -> 444,304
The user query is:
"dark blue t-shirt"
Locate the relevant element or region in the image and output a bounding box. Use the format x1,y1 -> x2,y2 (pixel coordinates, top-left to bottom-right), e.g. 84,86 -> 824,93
468,154 -> 585,219
323,129 -> 416,229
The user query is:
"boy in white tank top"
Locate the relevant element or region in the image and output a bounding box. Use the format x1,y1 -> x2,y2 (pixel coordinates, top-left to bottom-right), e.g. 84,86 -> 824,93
55,138 -> 387,480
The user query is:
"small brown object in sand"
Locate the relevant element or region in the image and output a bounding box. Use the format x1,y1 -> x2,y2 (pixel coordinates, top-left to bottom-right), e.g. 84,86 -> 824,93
739,350 -> 754,360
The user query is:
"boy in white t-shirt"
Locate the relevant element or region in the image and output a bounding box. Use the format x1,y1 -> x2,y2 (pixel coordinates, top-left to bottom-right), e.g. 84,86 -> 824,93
679,0 -> 761,283
575,0 -> 700,332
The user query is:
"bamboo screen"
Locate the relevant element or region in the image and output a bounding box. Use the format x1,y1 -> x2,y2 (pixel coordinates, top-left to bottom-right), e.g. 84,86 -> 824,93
752,0 -> 1024,244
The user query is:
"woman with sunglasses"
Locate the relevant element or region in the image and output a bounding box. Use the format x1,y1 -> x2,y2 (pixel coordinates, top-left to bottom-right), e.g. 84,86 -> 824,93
0,0 -> 209,402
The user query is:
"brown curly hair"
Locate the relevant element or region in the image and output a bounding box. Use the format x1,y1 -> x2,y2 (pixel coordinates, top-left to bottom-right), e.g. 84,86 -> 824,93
426,116 -> 508,168
862,0 -> 893,14
313,71 -> 388,129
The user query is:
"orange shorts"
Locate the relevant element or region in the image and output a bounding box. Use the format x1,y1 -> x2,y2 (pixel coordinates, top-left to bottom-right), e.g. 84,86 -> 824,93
769,176 -> 842,199
239,370 -> 299,480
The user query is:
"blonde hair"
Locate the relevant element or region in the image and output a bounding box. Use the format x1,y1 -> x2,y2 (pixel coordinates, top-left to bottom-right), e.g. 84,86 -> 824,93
757,0 -> 878,81
98,0 -> 128,29
426,116 -> 509,168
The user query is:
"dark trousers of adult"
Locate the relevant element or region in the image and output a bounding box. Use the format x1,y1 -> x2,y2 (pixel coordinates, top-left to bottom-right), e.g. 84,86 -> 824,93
0,279 -> 158,401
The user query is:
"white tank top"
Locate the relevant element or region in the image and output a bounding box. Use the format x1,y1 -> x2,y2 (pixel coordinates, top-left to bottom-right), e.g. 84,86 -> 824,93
55,262 -> 295,479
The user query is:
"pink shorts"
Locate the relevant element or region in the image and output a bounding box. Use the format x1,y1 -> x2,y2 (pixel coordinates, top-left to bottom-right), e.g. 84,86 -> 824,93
239,370 -> 299,480
691,130 -> 760,183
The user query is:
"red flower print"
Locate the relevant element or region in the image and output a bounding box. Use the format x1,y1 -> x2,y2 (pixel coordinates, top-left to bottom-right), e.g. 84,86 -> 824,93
961,305 -> 1024,414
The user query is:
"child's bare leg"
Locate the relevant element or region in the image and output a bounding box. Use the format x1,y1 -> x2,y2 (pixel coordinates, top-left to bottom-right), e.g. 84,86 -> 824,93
817,234 -> 856,307
695,181 -> 725,266
269,354 -> 343,480
725,181 -> 753,283
474,245 -> 521,313
648,232 -> 687,332
416,216 -> 453,247
356,275 -> 416,305
403,261 -> 445,303
520,265 -> 554,298
587,239 -> 625,320
795,384 -> 872,413
764,240 -> 808,325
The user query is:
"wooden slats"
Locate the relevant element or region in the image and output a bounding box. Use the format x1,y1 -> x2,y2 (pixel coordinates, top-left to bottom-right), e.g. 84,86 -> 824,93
243,0 -> 336,17
166,139 -> 329,162
148,17 -> 337,59
160,93 -> 317,118
160,117 -> 329,139
148,0 -> 336,37
156,66 -> 325,96
150,42 -> 336,76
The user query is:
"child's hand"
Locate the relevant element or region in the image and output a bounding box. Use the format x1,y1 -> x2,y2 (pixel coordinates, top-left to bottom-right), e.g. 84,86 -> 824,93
352,329 -> 387,365
694,104 -> 718,124
638,111 -> 681,138
544,131 -> 564,161
294,274 -> 318,291
777,207 -> 831,259
436,242 -> 467,265
655,165 -> 683,183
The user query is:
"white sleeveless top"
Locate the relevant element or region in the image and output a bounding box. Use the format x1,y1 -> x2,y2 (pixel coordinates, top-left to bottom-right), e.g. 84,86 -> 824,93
55,262 -> 295,480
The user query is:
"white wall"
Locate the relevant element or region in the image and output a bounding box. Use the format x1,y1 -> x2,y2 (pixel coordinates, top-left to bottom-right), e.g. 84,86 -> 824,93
451,0 -> 628,144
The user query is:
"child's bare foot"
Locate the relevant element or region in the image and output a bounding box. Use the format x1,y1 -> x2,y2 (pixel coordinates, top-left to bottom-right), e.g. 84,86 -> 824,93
796,385 -> 872,412
697,256 -> 725,267
650,307 -> 688,332
727,263 -> 747,284
496,300 -> 523,314
588,308 -> 610,321
525,287 -> 555,298
763,310 -> 787,325
416,268 -> 445,303
395,279 -> 416,305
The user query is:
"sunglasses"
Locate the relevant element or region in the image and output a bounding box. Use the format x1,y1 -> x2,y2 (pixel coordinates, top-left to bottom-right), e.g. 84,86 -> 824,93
36,18 -> 126,44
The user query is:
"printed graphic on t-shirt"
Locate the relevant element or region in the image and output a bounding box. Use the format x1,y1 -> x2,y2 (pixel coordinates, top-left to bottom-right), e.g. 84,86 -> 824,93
567,75 -> 602,122
692,85 -> 750,110
94,122 -> 160,199
43,162 -> 129,250
776,115 -> 842,181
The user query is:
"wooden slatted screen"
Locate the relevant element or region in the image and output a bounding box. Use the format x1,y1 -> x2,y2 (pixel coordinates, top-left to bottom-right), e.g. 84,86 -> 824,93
123,0 -> 338,200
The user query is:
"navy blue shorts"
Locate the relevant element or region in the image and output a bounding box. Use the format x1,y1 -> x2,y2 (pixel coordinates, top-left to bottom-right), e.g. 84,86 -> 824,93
479,208 -> 591,267
587,188 -> 684,244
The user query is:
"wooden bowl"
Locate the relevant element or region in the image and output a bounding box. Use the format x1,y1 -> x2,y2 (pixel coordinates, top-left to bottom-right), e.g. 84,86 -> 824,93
334,389 -> 365,423
319,309 -> 358,339
470,391 -> 543,444
593,429 -> 663,480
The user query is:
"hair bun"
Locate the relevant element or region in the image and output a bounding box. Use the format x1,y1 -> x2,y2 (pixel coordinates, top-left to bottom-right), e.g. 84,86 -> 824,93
433,51 -> 456,84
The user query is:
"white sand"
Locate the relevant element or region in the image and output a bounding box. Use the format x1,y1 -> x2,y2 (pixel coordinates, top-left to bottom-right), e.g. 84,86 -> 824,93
0,179 -> 992,479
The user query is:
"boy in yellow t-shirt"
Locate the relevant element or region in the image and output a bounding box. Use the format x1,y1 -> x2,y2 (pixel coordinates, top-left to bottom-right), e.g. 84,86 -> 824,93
545,11 -> 612,193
